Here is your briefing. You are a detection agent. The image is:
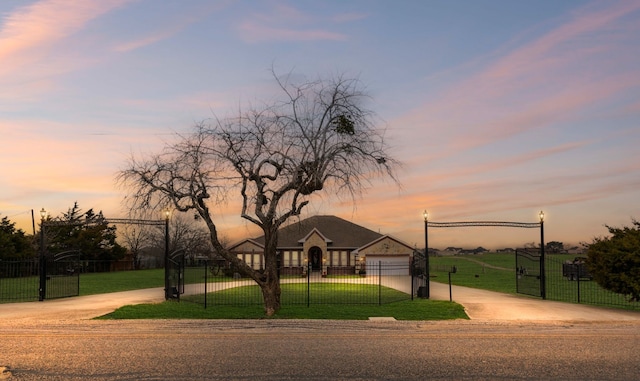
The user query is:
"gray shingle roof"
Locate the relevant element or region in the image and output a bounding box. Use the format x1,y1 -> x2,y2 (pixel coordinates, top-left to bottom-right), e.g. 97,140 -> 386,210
253,215 -> 383,249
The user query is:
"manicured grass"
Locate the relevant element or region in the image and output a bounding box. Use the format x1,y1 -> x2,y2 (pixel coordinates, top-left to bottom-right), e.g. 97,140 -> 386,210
0,275 -> 39,302
544,254 -> 639,310
79,268 -> 164,296
5,268 -> 470,320
99,282 -> 468,320
98,298 -> 468,321
430,253 -> 640,311
183,283 -> 412,306
430,254 -> 516,294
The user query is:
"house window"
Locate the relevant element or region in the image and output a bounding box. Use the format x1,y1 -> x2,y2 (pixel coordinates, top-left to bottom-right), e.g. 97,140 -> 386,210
291,251 -> 299,267
252,253 -> 261,270
340,251 -> 347,266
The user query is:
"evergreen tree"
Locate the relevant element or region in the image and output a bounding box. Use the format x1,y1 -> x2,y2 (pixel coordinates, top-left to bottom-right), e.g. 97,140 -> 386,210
586,220 -> 640,302
0,216 -> 35,259
46,202 -> 126,261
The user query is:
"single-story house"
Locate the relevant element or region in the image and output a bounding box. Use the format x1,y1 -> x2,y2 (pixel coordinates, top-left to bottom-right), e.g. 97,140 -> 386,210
226,215 -> 415,276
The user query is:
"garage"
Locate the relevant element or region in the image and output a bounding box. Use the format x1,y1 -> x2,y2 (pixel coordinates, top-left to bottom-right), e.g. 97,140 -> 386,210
365,255 -> 410,276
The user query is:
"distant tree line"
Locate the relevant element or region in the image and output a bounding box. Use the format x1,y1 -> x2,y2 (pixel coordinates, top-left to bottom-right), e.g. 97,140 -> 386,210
1,203 -> 216,269
42,202 -> 126,261
0,215 -> 35,259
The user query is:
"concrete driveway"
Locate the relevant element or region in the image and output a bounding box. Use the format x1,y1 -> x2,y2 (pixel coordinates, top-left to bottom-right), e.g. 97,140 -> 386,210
1,281 -> 638,322
429,281 -> 640,322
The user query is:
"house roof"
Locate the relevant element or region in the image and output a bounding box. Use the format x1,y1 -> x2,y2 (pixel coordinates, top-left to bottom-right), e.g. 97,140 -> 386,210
252,215 -> 383,249
353,234 -> 414,254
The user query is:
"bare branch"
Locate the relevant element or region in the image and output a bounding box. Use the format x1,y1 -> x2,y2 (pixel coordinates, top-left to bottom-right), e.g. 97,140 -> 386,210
117,70 -> 401,315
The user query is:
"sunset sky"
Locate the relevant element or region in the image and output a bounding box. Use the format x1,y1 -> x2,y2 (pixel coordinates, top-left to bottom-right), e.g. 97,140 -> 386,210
1,0 -> 639,250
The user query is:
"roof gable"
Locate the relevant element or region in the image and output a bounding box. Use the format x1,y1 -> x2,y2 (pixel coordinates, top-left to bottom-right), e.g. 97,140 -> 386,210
253,215 -> 383,249
227,239 -> 264,252
354,235 -> 414,254
298,228 -> 333,244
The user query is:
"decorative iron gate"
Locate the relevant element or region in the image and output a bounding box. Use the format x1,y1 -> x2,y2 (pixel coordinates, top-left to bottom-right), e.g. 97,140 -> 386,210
515,248 -> 542,298
44,250 -> 80,299
425,213 -> 546,299
0,250 -> 79,303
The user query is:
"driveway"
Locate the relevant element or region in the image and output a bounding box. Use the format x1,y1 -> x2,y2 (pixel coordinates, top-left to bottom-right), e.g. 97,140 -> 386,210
429,281 -> 640,321
1,281 -> 638,322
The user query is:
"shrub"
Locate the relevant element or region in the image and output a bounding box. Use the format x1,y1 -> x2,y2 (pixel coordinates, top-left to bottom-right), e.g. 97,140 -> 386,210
586,220 -> 640,302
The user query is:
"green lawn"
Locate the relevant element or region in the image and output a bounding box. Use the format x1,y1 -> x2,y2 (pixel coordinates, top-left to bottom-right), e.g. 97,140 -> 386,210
0,275 -> 39,302
430,253 -> 640,311
79,268 -> 164,296
0,269 -> 165,303
99,297 -> 467,321
430,254 -> 516,294
183,283 -> 412,306
84,269 -> 468,320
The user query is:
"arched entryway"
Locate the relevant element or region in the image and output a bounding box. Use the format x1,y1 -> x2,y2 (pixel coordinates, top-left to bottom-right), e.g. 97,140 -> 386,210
309,246 -> 322,272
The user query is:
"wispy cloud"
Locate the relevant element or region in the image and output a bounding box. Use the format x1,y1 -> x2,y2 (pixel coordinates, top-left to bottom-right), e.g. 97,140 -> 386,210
112,2 -> 227,53
0,0 -> 131,69
395,0 -> 640,155
236,3 -> 348,43
0,0 -> 133,101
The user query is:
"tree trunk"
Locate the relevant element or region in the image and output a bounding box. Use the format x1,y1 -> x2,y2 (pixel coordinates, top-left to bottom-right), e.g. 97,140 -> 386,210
260,226 -> 281,316
261,274 -> 281,316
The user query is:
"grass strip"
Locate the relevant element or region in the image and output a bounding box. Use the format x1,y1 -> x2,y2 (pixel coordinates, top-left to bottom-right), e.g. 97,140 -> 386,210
98,298 -> 468,321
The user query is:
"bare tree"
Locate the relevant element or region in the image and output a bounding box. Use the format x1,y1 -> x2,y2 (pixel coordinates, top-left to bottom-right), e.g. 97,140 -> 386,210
151,213 -> 214,261
119,224 -> 152,269
119,71 -> 399,315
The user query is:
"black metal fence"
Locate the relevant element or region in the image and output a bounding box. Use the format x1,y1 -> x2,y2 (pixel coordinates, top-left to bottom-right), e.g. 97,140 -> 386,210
0,259 -> 39,302
178,260 -> 417,308
545,254 -> 639,310
0,253 -> 80,303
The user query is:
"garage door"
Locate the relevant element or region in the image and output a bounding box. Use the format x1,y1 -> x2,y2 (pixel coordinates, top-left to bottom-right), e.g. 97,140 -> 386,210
365,255 -> 410,276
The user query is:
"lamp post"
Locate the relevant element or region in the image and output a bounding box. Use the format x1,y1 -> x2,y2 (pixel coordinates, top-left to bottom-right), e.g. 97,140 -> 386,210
38,208 -> 47,301
539,210 -> 546,300
423,210 -> 430,299
164,209 -> 170,300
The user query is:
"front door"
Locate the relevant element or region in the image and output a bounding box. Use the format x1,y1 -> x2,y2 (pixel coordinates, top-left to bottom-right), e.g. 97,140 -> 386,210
309,247 -> 322,271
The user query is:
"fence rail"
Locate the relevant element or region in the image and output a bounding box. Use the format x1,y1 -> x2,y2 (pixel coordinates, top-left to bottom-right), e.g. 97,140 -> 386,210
4,253 -> 638,311
1,255 -> 81,303
0,260 -> 40,302
545,255 -> 638,310
180,261 -> 417,308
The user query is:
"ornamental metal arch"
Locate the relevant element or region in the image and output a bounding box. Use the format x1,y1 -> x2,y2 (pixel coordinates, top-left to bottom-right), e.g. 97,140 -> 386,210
103,218 -> 172,300
423,215 -> 546,299
39,217 -> 171,301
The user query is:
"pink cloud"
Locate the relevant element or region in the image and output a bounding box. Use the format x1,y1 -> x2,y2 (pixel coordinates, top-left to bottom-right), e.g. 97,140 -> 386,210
0,0 -> 131,62
393,0 -> 640,155
482,1 -> 640,87
236,3 -> 348,43
112,2 -> 226,53
0,0 -> 134,102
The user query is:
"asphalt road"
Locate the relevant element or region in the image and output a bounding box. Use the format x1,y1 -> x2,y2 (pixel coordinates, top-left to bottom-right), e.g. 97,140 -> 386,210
1,319 -> 639,380
1,282 -> 639,380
